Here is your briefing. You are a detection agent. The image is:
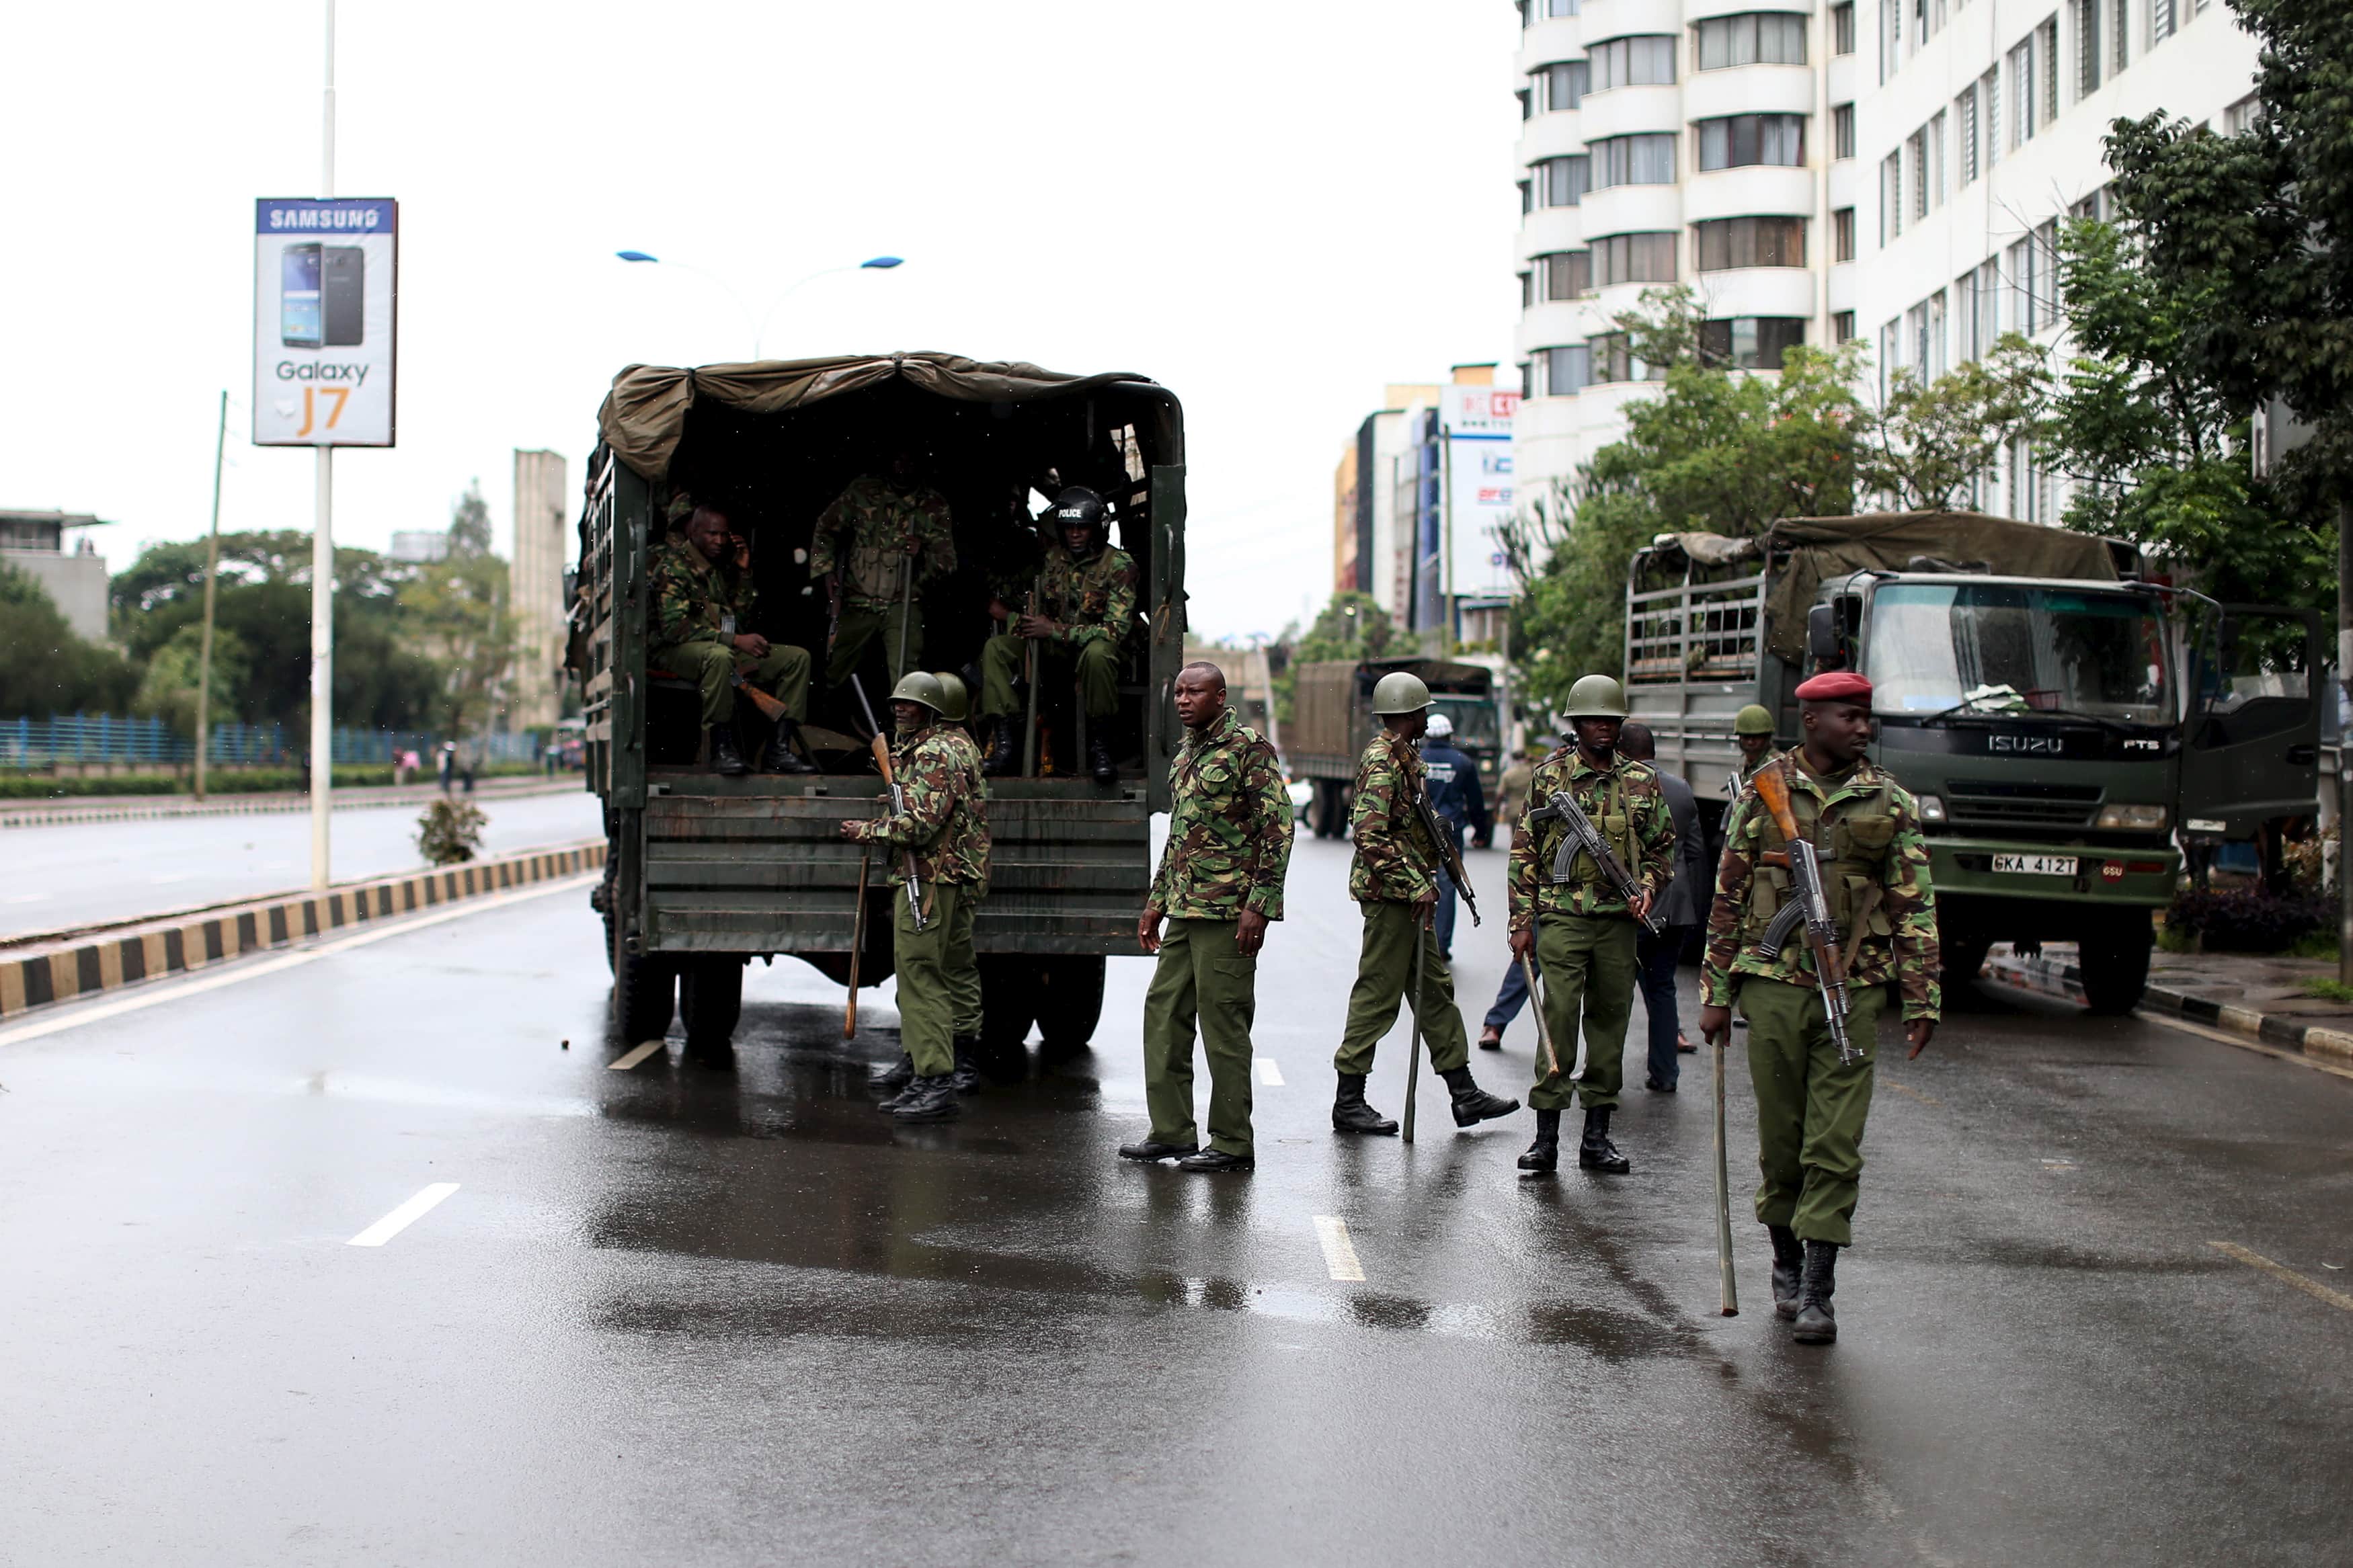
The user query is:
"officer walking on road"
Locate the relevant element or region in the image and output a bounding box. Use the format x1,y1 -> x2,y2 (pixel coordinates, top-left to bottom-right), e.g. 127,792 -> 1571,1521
1507,675 -> 1677,1175
840,673 -> 992,1123
1330,673 -> 1519,1139
1124,662 -> 1293,1173
1699,670 -> 1940,1344
648,500 -> 817,776
1417,711 -> 1491,960
1616,722 -> 1710,1093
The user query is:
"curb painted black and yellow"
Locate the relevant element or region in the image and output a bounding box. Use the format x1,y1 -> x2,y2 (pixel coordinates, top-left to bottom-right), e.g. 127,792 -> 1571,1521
0,779 -> 580,831
0,839 -> 605,1020
1987,950 -> 2353,1065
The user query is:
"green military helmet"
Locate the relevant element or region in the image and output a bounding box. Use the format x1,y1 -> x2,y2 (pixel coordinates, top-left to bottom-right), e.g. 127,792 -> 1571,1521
1562,673 -> 1628,719
1734,703 -> 1775,737
889,670 -> 948,714
1370,670 -> 1432,715
930,671 -> 970,722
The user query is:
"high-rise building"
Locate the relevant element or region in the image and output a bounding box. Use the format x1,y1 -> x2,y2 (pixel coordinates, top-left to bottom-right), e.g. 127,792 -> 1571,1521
1506,0 -> 2260,531
0,510 -> 110,641
510,449 -> 570,729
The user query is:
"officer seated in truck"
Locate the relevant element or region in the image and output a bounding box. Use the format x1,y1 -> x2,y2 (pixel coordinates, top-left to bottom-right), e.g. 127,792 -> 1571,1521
977,485 -> 1138,785
647,499 -> 817,776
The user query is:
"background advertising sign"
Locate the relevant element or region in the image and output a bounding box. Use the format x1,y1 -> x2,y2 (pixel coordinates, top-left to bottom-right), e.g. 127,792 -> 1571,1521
252,198 -> 397,446
1443,385 -> 1517,600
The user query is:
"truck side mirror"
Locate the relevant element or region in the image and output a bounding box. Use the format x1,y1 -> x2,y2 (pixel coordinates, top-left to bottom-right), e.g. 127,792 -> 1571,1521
1806,603 -> 1843,668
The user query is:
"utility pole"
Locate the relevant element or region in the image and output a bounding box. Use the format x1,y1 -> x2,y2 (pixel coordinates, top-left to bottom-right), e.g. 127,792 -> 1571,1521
2338,497 -> 2350,986
193,390 -> 227,801
309,0 -> 337,888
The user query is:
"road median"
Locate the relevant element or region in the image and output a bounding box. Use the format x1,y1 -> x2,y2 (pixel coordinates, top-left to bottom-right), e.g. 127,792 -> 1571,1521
1986,945 -> 2353,1067
0,839 -> 606,1021
0,776 -> 583,830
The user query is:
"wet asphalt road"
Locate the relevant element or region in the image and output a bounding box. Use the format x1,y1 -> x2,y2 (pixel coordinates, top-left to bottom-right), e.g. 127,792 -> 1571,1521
0,789 -> 604,940
3,835 -> 2351,1566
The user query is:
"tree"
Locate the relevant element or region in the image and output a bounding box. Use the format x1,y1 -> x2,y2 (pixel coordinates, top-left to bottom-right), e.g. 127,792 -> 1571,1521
1857,335 -> 2049,511
132,622 -> 251,738
0,563 -> 136,718
1270,589 -> 1398,724
446,480 -> 493,558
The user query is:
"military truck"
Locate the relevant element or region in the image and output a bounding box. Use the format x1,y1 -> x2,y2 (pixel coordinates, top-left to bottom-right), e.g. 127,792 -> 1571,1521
1289,656 -> 1503,838
574,354 -> 1187,1071
1624,512 -> 2318,1013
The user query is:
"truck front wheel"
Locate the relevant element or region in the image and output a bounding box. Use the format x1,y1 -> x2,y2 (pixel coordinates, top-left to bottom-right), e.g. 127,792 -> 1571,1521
614,952 -> 678,1044
1941,934 -> 1993,995
2078,924 -> 2154,1016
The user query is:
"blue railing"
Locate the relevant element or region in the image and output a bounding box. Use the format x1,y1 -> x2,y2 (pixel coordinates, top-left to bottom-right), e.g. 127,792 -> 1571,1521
0,716 -> 541,768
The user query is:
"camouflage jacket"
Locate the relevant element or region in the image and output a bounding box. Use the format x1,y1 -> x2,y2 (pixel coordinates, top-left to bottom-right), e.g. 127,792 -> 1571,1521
648,535 -> 754,651
844,723 -> 990,886
1723,749 -> 1784,799
809,474 -> 956,609
1349,734 -> 1439,904
1701,752 -> 1941,1021
1020,542 -> 1138,650
1150,708 -> 1293,921
1507,748 -> 1677,932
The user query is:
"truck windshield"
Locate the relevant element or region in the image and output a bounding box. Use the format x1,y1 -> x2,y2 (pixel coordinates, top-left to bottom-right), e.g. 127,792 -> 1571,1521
1864,583 -> 2171,723
1430,695 -> 1499,748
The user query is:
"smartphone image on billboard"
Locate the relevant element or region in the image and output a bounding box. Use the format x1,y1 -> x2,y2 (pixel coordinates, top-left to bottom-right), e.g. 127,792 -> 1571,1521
323,245 -> 364,346
280,243 -> 323,349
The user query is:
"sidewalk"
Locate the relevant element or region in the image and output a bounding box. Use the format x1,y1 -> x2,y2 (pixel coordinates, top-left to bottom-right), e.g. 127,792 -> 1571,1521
1986,941 -> 2353,1065
0,775 -> 582,829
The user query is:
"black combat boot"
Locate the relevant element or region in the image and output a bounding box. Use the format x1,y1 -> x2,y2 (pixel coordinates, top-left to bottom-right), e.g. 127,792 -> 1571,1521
1578,1106 -> 1631,1173
761,719 -> 817,774
981,717 -> 1019,776
1331,1073 -> 1399,1135
1087,730 -> 1117,785
684,1036 -> 735,1072
1117,1137 -> 1201,1162
1517,1108 -> 1561,1171
1768,1225 -> 1804,1321
1176,1148 -> 1254,1173
708,723 -> 750,776
1441,1065 -> 1519,1127
869,1053 -> 916,1094
891,1074 -> 962,1124
950,1035 -> 984,1094
1792,1241 -> 1840,1343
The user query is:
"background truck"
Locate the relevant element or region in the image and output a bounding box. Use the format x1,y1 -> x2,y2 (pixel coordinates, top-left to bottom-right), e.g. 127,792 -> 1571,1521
575,354 -> 1188,1073
1624,511 -> 2319,1013
1289,656 -> 1505,838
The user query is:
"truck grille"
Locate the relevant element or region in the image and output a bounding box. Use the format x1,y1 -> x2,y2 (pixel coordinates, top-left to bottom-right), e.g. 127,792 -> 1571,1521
1943,779 -> 2101,830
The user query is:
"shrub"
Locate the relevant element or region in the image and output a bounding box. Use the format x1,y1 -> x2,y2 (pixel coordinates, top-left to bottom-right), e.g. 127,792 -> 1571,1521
416,798 -> 487,865
2166,889 -> 2331,954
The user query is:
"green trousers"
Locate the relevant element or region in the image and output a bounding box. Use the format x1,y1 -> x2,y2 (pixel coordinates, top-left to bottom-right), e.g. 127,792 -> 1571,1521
1142,918 -> 1257,1157
827,601 -> 924,689
1334,900 -> 1469,1077
979,634 -> 1119,719
893,878 -> 972,1078
945,885 -> 982,1038
649,640 -> 811,727
1740,977 -> 1888,1245
1528,911 -> 1639,1112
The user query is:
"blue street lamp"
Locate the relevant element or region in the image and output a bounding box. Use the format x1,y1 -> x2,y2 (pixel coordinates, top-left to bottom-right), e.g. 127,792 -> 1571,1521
614,252 -> 907,358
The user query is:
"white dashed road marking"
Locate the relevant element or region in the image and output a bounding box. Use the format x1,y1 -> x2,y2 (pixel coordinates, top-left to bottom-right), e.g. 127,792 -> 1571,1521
1313,1215 -> 1365,1282
2210,1241 -> 2353,1313
348,1183 -> 461,1247
609,1040 -> 666,1071
1255,1057 -> 1283,1085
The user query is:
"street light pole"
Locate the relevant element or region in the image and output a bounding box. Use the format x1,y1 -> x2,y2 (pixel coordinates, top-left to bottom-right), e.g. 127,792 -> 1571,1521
616,253 -> 903,360
309,0 -> 337,889
194,390 -> 227,801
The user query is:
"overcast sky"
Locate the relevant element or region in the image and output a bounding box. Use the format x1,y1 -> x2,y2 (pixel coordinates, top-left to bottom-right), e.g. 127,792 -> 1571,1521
0,1 -> 1520,643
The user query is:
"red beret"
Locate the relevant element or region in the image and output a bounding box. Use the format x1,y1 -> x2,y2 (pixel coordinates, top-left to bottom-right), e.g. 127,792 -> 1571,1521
1794,670 -> 1874,704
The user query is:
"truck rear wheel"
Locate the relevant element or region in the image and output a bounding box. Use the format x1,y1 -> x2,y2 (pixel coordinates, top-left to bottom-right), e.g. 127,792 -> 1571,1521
978,956 -> 1037,1079
679,956 -> 744,1050
614,952 -> 678,1044
1035,956 -> 1107,1059
2078,925 -> 2153,1016
1311,779 -> 1349,839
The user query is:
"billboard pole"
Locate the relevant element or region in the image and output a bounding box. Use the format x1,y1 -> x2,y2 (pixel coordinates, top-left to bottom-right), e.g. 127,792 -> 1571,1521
309,0 -> 336,889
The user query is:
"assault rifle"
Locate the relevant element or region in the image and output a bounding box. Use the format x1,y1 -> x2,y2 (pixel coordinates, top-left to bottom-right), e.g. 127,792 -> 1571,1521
1750,763 -> 1855,1065
1396,734 -> 1478,927
1525,788 -> 1663,935
849,674 -> 927,932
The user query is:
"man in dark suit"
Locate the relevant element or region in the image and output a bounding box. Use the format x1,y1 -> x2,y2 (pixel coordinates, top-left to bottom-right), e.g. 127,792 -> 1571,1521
1617,723 -> 1709,1091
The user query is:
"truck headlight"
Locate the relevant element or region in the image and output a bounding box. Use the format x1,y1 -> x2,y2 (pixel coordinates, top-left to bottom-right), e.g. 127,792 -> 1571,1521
2095,803 -> 2169,831
1914,793 -> 1946,825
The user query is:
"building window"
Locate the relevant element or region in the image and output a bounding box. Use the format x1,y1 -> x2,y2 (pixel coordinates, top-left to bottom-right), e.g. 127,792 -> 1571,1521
1882,153 -> 1903,241
2112,0 -> 2130,71
1880,0 -> 1901,83
1957,86 -> 1979,183
2040,17 -> 2060,127
1518,88 -> 1533,122
1593,134 -> 1678,187
1519,179 -> 1533,216
2008,36 -> 2036,145
1535,344 -> 1591,397
1834,104 -> 1856,158
1834,207 -> 1856,261
1983,67 -> 2001,167
1539,249 -> 1593,298
1534,59 -> 1589,112
1519,270 -> 1535,309
2224,91 -> 2260,134
1695,216 -> 1806,270
1698,115 -> 1805,171
1833,2 -> 1856,53
1700,317 -> 1807,370
1588,331 -> 1662,384
1958,260 -> 1999,359
1590,35 -> 1679,91
1930,110 -> 1948,206
1907,130 -> 1928,219
1592,231 -> 1680,285
1535,155 -> 1591,206
2151,0 -> 2175,44
2074,0 -> 2102,95
1694,13 -> 1808,69
1833,310 -> 1858,342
